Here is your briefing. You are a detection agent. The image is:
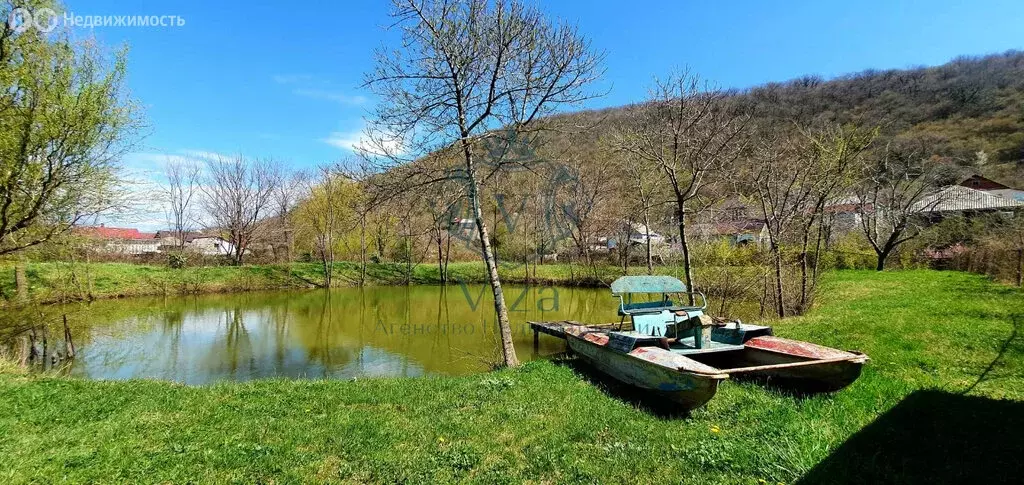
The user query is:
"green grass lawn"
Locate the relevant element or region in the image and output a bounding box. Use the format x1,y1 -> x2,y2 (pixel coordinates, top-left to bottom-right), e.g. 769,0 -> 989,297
1,270 -> 1022,483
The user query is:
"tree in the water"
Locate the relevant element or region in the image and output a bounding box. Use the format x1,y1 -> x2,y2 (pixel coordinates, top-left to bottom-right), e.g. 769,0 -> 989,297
362,0 -> 603,367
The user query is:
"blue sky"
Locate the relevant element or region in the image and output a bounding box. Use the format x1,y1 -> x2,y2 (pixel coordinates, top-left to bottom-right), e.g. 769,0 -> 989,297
69,0 -> 1024,226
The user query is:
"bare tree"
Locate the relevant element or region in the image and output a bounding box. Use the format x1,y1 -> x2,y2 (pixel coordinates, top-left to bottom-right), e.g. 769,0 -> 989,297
793,125 -> 876,311
335,161 -> 385,286
612,72 -> 749,300
162,159 -> 201,250
203,156 -> 280,265
425,179 -> 464,284
611,138 -> 666,274
362,0 -> 603,367
855,142 -> 946,271
274,169 -> 307,264
746,130 -> 818,318
742,124 -> 875,316
557,156 -> 619,270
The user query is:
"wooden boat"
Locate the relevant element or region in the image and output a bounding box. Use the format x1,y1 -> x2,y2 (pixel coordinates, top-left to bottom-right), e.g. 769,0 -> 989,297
688,334 -> 867,392
563,325 -> 727,410
529,276 -> 868,410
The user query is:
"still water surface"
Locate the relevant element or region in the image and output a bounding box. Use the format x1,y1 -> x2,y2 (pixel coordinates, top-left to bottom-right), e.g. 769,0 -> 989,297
29,285 -> 624,384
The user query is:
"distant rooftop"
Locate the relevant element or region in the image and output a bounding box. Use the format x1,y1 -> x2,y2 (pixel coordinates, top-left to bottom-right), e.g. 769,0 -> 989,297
74,225 -> 155,240
914,185 -> 1024,213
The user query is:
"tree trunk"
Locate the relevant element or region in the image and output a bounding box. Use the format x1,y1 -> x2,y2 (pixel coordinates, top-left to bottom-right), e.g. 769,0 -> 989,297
759,270 -> 768,318
676,206 -> 695,305
1016,249 -> 1022,288
465,148 -> 518,367
84,248 -> 94,301
359,215 -> 367,286
321,244 -> 333,288
63,314 -> 75,359
620,220 -> 631,275
405,234 -> 412,284
810,218 -> 826,304
798,221 -> 811,313
234,235 -> 245,266
643,211 -> 653,275
443,232 -> 451,284
772,242 -> 785,318
19,335 -> 30,367
436,230 -> 446,284
15,260 -> 28,302
876,250 -> 888,271
285,227 -> 293,265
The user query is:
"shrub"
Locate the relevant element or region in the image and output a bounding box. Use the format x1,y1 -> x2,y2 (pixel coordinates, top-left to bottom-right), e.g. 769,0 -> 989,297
828,234 -> 876,270
167,252 -> 188,269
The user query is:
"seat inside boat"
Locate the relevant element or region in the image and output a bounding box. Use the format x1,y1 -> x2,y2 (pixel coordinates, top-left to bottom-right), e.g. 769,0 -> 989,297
610,276 -> 779,363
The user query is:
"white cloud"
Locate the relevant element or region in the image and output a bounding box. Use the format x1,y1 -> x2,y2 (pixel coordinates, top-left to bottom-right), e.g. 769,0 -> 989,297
122,150 -> 231,172
293,88 -> 367,106
272,74 -> 368,106
179,150 -> 232,163
122,152 -> 190,168
322,131 -> 363,150
322,129 -> 403,157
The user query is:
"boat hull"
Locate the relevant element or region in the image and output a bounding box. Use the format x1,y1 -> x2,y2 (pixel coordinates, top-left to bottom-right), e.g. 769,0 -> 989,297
566,332 -> 724,410
729,356 -> 865,392
728,336 -> 869,392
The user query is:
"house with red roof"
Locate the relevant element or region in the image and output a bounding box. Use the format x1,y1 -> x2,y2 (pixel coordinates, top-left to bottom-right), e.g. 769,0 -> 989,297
73,225 -> 161,255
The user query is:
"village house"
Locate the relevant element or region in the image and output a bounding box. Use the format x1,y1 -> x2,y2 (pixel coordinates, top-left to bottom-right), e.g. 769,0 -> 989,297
913,184 -> 1024,216
691,219 -> 770,248
154,230 -> 237,256
74,225 -> 160,255
74,226 -> 239,257
188,235 -> 237,256
692,197 -> 769,247
957,174 -> 1024,202
599,222 -> 668,254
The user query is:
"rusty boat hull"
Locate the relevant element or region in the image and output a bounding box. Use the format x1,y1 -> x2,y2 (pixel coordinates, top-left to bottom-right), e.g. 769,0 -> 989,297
564,326 -> 727,411
724,336 -> 867,392
560,326 -> 867,409
678,335 -> 868,392
534,317 -> 868,410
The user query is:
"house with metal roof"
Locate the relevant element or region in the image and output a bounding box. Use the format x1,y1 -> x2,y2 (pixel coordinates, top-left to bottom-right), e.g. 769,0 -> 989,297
912,185 -> 1024,214
958,175 -> 1024,202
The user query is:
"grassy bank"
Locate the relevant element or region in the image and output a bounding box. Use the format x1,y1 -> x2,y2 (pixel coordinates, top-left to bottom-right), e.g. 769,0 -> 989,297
0,260 -> 700,306
1,270 -> 1022,483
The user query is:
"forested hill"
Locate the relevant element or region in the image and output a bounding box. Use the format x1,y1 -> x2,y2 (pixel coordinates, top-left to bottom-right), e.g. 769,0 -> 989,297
566,50 -> 1024,187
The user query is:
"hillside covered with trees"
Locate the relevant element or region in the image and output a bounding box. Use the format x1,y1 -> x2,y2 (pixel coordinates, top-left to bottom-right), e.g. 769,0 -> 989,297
572,50 -> 1023,186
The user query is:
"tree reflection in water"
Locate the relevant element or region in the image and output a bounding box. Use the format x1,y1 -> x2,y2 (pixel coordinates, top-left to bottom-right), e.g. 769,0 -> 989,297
12,284 -> 650,384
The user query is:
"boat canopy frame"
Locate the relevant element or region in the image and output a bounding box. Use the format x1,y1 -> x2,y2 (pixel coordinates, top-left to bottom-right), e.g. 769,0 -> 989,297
610,276 -> 707,331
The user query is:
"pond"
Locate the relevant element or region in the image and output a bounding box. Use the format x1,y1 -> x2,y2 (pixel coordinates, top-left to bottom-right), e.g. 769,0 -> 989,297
7,285 -> 630,384
5,283 -> 765,384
